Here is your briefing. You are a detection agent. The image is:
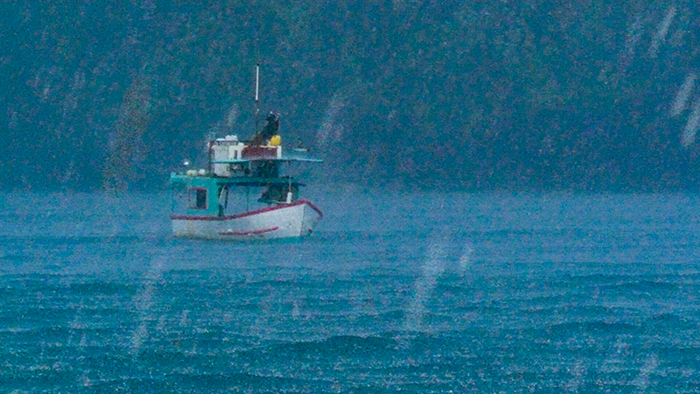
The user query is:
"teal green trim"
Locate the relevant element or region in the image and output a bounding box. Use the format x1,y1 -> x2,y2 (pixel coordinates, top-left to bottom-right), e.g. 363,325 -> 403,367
170,173 -> 303,187
169,172 -> 305,217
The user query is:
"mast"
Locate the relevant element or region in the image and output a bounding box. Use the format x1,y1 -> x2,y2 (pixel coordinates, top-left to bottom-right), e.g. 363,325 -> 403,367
254,64 -> 260,133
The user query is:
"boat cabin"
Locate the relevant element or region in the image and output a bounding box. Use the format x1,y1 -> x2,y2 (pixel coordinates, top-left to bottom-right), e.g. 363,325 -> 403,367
170,134 -> 319,219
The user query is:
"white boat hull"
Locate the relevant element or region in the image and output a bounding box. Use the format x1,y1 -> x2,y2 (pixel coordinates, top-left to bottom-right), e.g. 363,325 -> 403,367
171,199 -> 322,240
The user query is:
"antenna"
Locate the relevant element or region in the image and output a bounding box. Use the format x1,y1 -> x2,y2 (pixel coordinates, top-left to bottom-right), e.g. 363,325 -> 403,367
254,64 -> 260,133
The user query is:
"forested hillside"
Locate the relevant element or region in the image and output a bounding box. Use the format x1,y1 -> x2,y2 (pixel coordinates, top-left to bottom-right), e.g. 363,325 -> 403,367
2,0 -> 699,191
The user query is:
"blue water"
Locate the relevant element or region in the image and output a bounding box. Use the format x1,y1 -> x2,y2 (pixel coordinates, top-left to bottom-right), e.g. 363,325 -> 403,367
1,189 -> 700,392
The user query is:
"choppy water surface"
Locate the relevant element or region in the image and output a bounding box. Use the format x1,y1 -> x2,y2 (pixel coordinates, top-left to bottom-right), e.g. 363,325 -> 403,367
1,189 -> 700,392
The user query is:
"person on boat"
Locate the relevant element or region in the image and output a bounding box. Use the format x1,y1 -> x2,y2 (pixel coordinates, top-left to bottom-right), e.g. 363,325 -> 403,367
252,160 -> 279,178
258,183 -> 285,204
251,112 -> 280,145
258,183 -> 298,204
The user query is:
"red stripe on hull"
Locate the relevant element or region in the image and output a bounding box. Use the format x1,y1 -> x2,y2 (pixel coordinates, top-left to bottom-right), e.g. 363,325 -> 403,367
219,226 -> 279,236
170,199 -> 323,221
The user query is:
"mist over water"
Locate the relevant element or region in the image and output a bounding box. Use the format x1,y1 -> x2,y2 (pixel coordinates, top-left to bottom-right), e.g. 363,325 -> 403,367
2,190 -> 700,391
682,97 -> 700,147
670,73 -> 696,117
4,1 -> 700,391
648,6 -> 676,59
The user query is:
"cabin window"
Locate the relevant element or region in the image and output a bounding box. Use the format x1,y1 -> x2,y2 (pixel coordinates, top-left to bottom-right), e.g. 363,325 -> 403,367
189,187 -> 207,210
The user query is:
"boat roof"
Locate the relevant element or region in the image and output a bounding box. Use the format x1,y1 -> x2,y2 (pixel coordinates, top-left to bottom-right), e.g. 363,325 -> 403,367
211,151 -> 322,164
170,173 -> 306,187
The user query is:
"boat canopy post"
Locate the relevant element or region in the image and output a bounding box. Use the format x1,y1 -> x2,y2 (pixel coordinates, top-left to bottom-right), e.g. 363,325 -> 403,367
286,162 -> 293,203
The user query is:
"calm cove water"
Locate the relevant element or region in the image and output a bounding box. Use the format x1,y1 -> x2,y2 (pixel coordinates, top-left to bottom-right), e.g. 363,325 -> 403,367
1,188 -> 699,392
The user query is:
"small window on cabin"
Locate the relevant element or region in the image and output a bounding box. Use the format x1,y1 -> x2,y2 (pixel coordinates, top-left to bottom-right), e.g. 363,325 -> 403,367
189,188 -> 207,210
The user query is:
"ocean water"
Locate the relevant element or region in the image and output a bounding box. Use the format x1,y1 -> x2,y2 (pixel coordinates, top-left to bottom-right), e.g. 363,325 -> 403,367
1,188 -> 700,393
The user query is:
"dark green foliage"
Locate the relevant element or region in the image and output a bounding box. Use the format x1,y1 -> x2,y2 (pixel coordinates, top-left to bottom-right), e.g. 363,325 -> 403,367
2,0 -> 699,191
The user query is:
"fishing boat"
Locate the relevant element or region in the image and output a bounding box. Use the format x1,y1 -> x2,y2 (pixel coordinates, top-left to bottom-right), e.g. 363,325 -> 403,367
169,68 -> 323,240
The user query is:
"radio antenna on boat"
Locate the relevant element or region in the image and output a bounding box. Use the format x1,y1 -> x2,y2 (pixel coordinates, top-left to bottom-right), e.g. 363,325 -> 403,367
254,64 -> 260,133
